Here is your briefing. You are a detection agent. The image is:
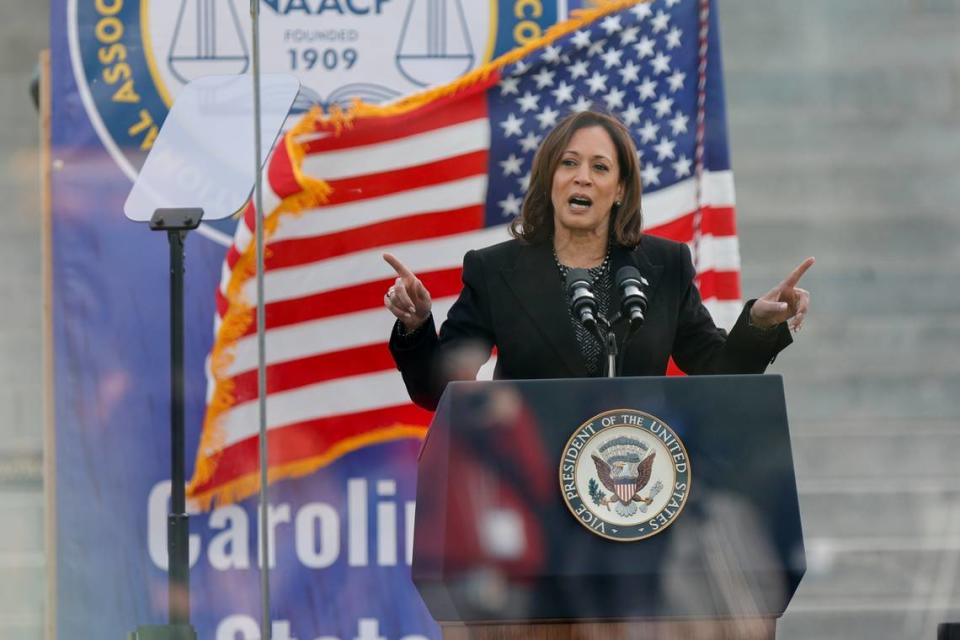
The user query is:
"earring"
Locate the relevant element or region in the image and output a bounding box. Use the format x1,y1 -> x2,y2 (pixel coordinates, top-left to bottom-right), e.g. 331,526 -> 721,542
615,200 -> 622,207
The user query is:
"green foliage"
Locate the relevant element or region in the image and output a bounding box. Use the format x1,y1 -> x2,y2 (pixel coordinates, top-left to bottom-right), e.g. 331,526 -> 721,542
588,478 -> 605,506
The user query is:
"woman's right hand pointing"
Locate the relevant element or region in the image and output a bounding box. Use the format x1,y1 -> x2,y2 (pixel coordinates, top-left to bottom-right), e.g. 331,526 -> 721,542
383,253 -> 432,333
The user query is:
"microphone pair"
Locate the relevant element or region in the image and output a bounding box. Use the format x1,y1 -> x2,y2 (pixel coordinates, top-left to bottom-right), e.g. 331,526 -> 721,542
566,266 -> 649,332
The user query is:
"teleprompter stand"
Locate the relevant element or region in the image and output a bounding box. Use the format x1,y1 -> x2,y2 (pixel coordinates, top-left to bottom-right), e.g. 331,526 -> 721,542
127,209 -> 203,640
123,73 -> 301,638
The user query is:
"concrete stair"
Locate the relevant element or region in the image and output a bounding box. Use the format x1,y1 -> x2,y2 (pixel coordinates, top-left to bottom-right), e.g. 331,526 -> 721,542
721,1 -> 960,637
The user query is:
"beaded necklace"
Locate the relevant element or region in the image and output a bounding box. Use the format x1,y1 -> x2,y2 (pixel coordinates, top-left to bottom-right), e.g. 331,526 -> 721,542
553,246 -> 612,376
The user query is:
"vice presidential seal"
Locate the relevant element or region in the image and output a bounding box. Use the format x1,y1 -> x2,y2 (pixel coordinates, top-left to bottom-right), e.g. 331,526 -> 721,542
559,409 -> 691,542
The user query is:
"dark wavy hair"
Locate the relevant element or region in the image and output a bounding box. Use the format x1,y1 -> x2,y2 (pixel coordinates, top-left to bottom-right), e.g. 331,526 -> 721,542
509,110 -> 644,247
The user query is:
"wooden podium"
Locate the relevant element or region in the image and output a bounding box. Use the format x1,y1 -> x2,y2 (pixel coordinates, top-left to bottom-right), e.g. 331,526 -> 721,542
412,376 -> 805,640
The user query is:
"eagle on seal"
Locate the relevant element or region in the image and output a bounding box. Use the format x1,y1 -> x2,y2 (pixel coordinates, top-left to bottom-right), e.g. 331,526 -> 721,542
591,436 -> 656,517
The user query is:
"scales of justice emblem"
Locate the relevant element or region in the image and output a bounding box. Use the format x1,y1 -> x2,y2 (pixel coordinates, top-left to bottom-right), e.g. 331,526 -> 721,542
559,409 -> 692,542
69,0 -> 495,198
168,0 -> 250,84
162,0 -> 478,102
395,0 -> 475,87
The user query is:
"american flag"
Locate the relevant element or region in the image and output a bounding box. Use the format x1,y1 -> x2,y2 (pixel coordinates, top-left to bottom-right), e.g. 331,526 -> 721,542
187,0 -> 741,507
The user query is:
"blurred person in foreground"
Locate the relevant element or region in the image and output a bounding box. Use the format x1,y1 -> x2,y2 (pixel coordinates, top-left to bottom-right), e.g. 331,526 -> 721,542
383,110 -> 813,411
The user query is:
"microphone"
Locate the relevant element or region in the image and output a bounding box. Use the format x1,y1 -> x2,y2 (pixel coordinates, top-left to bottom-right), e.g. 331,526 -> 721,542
565,268 -> 598,331
616,266 -> 649,329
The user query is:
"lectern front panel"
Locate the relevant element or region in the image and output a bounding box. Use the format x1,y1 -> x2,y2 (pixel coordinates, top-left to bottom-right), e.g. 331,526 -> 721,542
413,376 -> 805,623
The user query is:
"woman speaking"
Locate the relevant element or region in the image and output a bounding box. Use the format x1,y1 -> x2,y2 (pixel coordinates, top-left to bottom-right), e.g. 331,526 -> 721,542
382,111 -> 813,411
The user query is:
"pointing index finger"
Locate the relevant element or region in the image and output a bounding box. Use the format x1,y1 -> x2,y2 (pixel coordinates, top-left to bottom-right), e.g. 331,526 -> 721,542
383,253 -> 415,280
781,257 -> 815,289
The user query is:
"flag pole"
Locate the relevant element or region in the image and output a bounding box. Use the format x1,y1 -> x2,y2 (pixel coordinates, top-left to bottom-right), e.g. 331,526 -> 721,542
250,0 -> 273,638
692,0 -> 710,279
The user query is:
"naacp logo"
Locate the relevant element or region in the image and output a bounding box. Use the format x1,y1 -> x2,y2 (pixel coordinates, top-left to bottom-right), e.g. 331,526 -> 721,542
68,1 -> 562,185
559,409 -> 691,542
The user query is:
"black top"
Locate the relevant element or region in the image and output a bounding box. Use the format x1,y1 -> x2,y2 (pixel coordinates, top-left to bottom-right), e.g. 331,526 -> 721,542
391,235 -> 791,411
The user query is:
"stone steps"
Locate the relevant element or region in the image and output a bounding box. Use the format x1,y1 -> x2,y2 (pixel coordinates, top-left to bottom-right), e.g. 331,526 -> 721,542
792,427 -> 960,478
716,4 -> 960,636
0,488 -> 43,554
778,607 -> 960,640
796,546 -> 959,601
780,376 -> 960,421
798,486 -> 960,540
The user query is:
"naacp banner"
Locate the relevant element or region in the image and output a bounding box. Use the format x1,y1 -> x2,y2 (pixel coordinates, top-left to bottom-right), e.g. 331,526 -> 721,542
50,0 -> 739,638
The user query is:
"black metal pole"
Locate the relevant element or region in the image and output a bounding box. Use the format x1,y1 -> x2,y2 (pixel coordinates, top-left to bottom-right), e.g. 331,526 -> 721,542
167,228 -> 190,626
130,210 -> 202,640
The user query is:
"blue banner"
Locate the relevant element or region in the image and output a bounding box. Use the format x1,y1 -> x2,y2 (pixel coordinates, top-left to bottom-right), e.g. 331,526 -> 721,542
52,1 -> 579,637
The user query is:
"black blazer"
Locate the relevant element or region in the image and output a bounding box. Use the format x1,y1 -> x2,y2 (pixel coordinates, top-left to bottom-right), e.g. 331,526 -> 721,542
390,235 -> 791,410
